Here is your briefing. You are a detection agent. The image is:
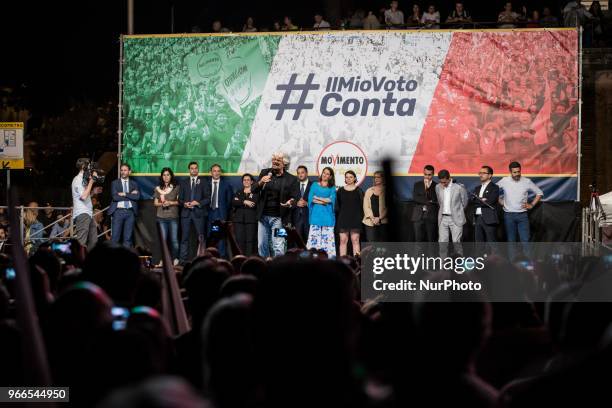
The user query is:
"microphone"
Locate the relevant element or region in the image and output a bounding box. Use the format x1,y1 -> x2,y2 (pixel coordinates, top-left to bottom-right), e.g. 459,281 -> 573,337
470,191 -> 495,210
262,171 -> 273,190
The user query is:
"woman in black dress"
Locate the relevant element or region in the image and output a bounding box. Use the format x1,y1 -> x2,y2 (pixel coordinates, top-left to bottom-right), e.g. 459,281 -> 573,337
232,173 -> 259,256
336,170 -> 364,256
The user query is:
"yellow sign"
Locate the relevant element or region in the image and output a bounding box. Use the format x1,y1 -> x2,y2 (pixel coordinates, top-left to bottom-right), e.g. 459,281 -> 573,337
0,159 -> 24,169
0,122 -> 24,129
0,122 -> 24,166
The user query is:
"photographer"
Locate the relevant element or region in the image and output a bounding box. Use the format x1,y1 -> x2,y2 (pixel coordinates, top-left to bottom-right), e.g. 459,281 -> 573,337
71,158 -> 101,250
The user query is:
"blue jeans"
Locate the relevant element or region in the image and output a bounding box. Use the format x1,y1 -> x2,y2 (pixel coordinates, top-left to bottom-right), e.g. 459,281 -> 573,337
111,208 -> 135,247
158,218 -> 179,260
258,216 -> 286,258
504,212 -> 530,243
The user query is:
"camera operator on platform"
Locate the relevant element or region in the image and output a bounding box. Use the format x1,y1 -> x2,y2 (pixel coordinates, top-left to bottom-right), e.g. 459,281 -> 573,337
72,158 -> 102,250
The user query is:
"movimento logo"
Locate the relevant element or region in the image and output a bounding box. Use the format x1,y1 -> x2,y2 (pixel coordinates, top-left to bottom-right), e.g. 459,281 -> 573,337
317,141 -> 368,187
270,73 -> 419,120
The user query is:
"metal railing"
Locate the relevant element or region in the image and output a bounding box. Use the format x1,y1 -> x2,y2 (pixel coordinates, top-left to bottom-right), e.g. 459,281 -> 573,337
582,192 -> 610,248
0,205 -> 111,247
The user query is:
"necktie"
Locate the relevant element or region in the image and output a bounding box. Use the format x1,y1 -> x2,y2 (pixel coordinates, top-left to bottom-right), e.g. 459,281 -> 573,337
190,178 -> 195,201
212,181 -> 218,210
123,180 -> 131,208
300,183 -> 305,198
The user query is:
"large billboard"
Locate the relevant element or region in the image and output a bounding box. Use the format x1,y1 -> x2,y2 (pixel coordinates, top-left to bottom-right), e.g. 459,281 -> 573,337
121,29 -> 578,199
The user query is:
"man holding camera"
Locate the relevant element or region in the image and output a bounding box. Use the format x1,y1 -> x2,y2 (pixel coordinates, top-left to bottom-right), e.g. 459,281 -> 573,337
72,158 -> 101,250
108,163 -> 140,247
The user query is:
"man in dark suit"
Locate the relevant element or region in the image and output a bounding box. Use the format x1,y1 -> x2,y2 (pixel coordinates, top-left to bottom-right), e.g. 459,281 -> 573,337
109,163 -> 140,247
252,152 -> 299,257
411,164 -> 438,242
292,165 -> 311,244
207,163 -> 234,257
471,165 -> 499,242
179,161 -> 211,264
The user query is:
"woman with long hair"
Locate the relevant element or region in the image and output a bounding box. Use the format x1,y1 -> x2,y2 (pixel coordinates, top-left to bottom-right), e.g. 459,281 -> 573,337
231,173 -> 259,255
307,167 -> 337,257
153,167 -> 180,264
363,171 -> 388,242
336,170 -> 364,256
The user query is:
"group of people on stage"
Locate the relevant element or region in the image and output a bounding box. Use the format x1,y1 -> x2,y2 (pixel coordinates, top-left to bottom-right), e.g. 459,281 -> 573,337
72,154 -> 544,261
412,160 -> 544,245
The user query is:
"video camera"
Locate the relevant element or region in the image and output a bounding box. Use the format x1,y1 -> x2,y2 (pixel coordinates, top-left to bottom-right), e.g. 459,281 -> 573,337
80,158 -> 106,186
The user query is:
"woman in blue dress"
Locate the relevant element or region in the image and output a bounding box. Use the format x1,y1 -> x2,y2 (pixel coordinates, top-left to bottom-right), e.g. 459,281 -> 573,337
307,167 -> 337,257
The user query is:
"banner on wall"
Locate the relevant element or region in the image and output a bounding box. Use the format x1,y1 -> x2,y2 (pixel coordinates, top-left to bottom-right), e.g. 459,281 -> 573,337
121,29 -> 579,199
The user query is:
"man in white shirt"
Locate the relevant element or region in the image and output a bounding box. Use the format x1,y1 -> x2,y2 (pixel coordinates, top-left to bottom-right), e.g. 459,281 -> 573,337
435,169 -> 468,243
385,0 -> 405,26
292,165 -> 311,243
497,161 -> 543,243
313,14 -> 331,29
72,158 -> 100,250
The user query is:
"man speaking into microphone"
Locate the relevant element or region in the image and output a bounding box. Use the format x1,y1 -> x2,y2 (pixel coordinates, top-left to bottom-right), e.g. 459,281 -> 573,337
252,152 -> 299,257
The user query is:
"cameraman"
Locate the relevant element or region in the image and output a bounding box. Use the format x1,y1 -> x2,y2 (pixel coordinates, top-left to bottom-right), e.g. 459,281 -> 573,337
71,158 -> 100,250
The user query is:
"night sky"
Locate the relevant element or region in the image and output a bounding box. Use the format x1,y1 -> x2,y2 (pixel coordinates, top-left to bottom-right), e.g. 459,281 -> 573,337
4,0 -> 567,114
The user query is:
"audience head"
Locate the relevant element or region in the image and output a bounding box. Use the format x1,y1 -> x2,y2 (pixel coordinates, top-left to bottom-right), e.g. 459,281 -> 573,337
82,241 -> 143,306
240,256 -> 267,279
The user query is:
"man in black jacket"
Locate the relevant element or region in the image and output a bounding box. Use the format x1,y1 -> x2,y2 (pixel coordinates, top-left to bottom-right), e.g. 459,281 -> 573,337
178,161 -> 211,264
252,152 -> 299,257
411,165 -> 438,242
471,165 -> 499,242
292,165 -> 312,244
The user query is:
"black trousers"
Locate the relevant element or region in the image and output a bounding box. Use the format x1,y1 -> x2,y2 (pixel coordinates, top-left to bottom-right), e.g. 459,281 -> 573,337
234,221 -> 258,256
474,215 -> 497,242
295,220 -> 310,246
413,218 -> 437,242
365,224 -> 389,242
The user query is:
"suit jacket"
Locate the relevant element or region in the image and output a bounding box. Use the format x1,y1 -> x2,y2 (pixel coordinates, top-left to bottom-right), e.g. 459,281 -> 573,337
435,182 -> 468,226
292,179 -> 313,227
471,182 -> 500,225
252,168 -> 299,224
179,176 -> 211,218
411,180 -> 438,222
108,178 -> 140,216
208,177 -> 234,220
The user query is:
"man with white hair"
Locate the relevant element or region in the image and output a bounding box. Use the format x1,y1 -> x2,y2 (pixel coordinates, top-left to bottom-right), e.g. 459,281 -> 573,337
252,152 -> 299,257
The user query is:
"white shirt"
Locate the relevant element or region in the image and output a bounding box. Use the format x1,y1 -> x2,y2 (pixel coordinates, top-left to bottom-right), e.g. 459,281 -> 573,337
313,20 -> 331,29
497,176 -> 544,213
475,181 -> 491,215
442,181 -> 452,215
299,180 -> 309,198
385,9 -> 405,25
421,11 -> 440,25
72,172 -> 93,218
117,177 -> 133,209
211,178 -> 220,209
